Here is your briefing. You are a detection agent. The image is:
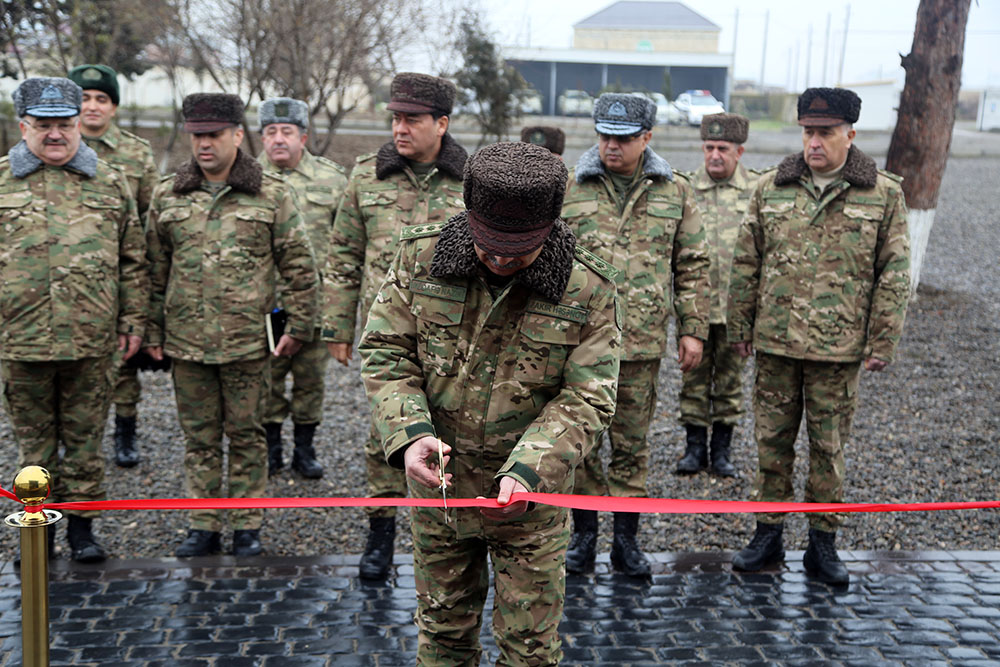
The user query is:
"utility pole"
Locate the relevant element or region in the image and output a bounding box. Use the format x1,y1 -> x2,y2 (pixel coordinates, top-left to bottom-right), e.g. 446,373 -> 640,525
730,8 -> 739,106
822,12 -> 831,86
759,9 -> 769,89
837,5 -> 851,85
793,41 -> 800,92
805,23 -> 813,88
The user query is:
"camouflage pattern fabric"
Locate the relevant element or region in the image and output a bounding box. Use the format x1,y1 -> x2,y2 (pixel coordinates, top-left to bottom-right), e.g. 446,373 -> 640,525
323,148 -> 464,517
2,355 -> 114,519
145,167 -> 318,363
172,357 -> 269,531
573,358 -> 660,498
751,352 -> 860,532
113,364 -> 141,418
0,156 -> 148,361
679,323 -> 747,427
358,222 -> 620,663
259,150 -> 347,425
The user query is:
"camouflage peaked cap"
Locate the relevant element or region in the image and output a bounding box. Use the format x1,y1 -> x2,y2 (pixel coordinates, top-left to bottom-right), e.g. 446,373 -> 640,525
13,77 -> 82,118
701,113 -> 749,144
593,93 -> 655,135
386,72 -> 456,115
521,126 -> 566,155
182,93 -> 244,133
465,142 -> 569,257
259,97 -> 309,131
68,64 -> 120,105
797,87 -> 861,126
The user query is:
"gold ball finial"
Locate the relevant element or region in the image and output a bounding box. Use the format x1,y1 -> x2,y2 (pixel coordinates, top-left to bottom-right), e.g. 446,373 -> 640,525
13,466 -> 51,506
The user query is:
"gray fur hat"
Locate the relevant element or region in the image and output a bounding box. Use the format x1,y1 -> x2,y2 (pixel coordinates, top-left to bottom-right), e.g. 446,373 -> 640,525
464,142 -> 569,256
13,77 -> 82,118
182,93 -> 244,133
593,93 -> 656,135
521,126 -> 566,155
701,113 -> 749,144
798,87 -> 862,126
259,97 -> 309,131
386,72 -> 456,115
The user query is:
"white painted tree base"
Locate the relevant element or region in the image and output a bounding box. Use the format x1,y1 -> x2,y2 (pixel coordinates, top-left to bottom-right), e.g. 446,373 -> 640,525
907,208 -> 935,298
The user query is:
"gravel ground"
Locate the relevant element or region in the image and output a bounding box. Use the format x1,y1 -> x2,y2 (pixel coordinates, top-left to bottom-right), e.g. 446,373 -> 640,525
1,150 -> 997,563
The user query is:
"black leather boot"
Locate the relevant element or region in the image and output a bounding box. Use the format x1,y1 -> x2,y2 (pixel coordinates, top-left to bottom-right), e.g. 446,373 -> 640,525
291,423 -> 324,479
176,529 -> 222,557
232,529 -> 263,556
610,512 -> 651,578
359,516 -> 395,580
265,422 -> 283,476
66,516 -> 107,563
803,528 -> 849,585
114,415 -> 140,468
565,509 -> 598,574
732,522 -> 784,571
676,424 -> 708,474
709,422 -> 737,477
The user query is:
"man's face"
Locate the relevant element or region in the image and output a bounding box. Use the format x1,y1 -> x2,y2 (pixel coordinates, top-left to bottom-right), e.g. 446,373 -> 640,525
262,123 -> 307,169
598,130 -> 652,174
392,112 -> 447,162
190,126 -> 244,179
19,115 -> 82,166
802,123 -> 855,172
474,243 -> 545,277
702,140 -> 744,181
80,90 -> 117,136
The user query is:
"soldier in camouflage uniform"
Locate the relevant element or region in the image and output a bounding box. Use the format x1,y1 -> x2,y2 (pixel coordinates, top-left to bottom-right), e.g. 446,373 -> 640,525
0,77 -> 148,562
257,97 -> 348,479
675,113 -> 758,478
68,64 -> 160,468
728,88 -> 910,585
323,72 -> 467,580
144,94 -> 318,558
359,142 -> 621,666
561,93 -> 711,577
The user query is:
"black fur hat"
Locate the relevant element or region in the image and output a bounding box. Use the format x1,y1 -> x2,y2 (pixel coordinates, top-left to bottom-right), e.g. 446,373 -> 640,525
386,73 -> 456,115
521,126 -> 566,155
464,142 -> 569,256
701,113 -> 749,144
183,93 -> 244,133
797,87 -> 862,126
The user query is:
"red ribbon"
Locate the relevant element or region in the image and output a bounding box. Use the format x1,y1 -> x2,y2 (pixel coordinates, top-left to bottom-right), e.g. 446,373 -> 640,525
3,491 -> 999,514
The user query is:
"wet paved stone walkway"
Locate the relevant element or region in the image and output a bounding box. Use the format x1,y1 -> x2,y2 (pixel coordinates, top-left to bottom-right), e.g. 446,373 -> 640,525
1,550 -> 1000,665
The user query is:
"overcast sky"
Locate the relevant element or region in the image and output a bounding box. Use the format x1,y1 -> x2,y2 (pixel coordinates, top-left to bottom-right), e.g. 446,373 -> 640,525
470,0 -> 999,91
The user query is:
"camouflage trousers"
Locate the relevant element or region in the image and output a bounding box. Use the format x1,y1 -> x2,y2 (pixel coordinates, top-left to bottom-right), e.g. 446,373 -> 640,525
679,323 -> 747,427
172,357 -> 269,531
113,362 -> 141,417
752,353 -> 861,532
263,335 -> 329,425
1,355 -> 114,519
573,359 -> 660,498
366,421 -> 408,518
411,494 -> 570,666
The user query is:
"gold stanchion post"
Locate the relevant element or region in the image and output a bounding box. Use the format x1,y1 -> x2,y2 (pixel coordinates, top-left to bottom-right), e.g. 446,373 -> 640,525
5,466 -> 61,667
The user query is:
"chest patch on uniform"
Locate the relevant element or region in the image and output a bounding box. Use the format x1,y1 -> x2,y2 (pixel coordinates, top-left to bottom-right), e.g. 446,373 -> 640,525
526,299 -> 589,324
410,279 -> 466,302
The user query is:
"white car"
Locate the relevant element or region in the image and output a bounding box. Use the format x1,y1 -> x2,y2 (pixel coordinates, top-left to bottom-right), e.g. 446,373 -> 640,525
673,90 -> 725,126
558,90 -> 594,117
517,89 -> 543,115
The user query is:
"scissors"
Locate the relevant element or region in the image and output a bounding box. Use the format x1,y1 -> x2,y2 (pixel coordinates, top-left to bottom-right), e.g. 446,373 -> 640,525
437,438 -> 449,523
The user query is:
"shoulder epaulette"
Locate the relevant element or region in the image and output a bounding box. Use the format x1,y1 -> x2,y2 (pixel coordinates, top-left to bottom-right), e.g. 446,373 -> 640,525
673,170 -> 692,183
158,172 -> 174,183
316,155 -> 347,173
878,169 -> 904,184
400,222 -> 446,240
758,165 -> 779,175
574,246 -> 620,283
262,171 -> 288,184
356,151 -> 377,165
119,128 -> 152,147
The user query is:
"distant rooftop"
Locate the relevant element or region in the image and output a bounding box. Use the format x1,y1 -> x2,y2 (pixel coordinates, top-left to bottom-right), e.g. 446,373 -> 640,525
574,1 -> 720,32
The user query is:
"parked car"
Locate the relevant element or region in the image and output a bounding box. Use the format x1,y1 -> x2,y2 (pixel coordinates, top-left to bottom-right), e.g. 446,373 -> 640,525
517,89 -> 543,115
673,89 -> 725,126
558,89 -> 594,116
633,92 -> 683,125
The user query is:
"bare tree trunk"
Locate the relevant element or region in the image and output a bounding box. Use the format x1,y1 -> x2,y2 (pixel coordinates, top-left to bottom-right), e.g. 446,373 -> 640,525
885,0 -> 971,295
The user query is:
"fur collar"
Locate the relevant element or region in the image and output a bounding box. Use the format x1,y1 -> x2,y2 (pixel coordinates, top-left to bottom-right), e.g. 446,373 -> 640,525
774,144 -> 878,189
375,133 -> 468,181
430,214 -> 577,303
8,140 -> 98,179
574,144 -> 673,183
173,148 -> 263,195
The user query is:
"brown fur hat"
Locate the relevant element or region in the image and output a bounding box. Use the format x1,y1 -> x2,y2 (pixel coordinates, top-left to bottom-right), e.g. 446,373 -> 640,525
386,73 -> 456,115
797,87 -> 861,126
521,126 -> 566,155
701,113 -> 749,144
464,142 -> 569,256
183,93 -> 244,133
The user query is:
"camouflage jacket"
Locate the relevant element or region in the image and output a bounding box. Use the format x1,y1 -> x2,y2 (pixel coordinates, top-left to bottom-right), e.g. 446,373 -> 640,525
82,123 -> 159,218
688,163 -> 759,324
321,134 -> 467,344
728,145 -> 910,363
358,218 -> 621,539
0,141 -> 148,361
563,145 -> 711,361
145,150 -> 318,364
